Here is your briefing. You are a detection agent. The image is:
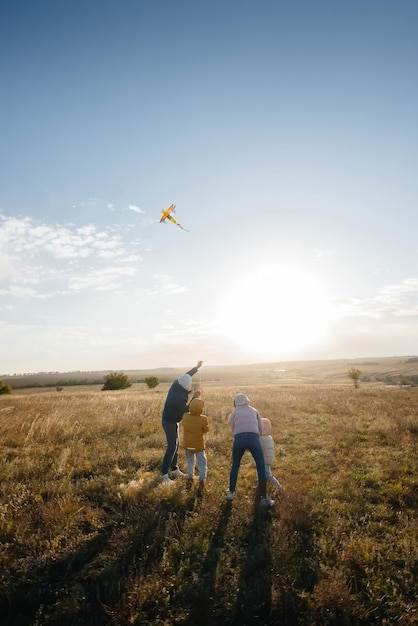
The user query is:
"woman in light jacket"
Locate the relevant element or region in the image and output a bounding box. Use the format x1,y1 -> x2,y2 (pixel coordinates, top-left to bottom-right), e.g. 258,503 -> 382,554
227,393 -> 275,508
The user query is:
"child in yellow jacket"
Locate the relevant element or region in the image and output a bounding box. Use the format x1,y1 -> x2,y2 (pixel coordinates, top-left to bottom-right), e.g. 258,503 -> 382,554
181,397 -> 209,490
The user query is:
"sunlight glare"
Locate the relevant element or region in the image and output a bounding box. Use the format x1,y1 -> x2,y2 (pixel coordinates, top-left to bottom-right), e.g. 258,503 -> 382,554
216,263 -> 334,358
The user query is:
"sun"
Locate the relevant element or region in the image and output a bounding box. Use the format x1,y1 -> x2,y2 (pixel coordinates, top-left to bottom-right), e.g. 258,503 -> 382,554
215,262 -> 333,359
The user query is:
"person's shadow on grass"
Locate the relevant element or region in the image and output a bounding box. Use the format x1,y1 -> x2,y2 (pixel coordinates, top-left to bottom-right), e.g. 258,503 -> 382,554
232,494 -> 274,625
188,500 -> 233,625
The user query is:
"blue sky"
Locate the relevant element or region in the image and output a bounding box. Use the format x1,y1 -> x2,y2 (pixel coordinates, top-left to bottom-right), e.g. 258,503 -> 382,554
1,0 -> 417,374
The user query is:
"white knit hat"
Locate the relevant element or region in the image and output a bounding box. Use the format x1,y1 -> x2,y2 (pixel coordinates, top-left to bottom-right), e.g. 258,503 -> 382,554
178,374 -> 192,391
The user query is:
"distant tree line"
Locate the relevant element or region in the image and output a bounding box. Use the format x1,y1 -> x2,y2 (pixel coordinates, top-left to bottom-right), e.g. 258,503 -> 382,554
362,374 -> 418,386
347,366 -> 418,388
3,373 -> 163,392
8,378 -> 105,390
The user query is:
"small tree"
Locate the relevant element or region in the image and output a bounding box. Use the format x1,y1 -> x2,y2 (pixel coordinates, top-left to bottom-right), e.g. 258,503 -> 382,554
144,376 -> 160,389
102,372 -> 132,391
348,367 -> 361,389
0,380 -> 12,395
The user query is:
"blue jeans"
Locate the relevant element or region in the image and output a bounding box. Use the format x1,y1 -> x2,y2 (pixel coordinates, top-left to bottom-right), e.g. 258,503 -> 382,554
229,432 -> 267,496
185,449 -> 207,481
161,420 -> 180,475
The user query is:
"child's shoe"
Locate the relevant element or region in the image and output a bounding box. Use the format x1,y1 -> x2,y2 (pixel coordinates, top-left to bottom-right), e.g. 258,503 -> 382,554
161,474 -> 174,484
226,490 -> 235,500
260,496 -> 275,508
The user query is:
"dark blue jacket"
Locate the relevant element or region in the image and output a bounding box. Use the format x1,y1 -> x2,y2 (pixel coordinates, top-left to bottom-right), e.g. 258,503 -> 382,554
161,367 -> 198,424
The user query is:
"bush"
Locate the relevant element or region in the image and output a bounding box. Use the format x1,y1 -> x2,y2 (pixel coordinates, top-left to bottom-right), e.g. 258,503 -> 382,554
102,372 -> 132,391
348,367 -> 361,388
144,376 -> 160,389
0,380 -> 12,395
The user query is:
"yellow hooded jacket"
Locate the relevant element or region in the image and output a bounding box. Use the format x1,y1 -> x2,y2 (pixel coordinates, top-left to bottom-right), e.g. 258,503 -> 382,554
181,398 -> 209,452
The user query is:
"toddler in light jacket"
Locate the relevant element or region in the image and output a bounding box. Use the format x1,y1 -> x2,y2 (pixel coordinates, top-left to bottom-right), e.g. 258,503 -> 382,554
260,418 -> 283,492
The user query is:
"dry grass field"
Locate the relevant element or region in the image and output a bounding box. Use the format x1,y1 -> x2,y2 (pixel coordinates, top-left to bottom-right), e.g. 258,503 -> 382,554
0,368 -> 417,625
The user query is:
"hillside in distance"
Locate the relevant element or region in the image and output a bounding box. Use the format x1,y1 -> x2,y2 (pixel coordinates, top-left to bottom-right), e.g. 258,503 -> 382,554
3,355 -> 418,389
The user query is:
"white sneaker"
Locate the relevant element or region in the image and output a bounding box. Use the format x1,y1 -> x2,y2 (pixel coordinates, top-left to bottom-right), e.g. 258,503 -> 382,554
170,469 -> 187,478
260,497 -> 275,508
226,490 -> 235,500
161,474 -> 174,484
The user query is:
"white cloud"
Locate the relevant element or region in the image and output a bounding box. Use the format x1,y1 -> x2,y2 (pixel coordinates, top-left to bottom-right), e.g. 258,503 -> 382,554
0,250 -> 15,273
127,204 -> 145,214
68,266 -> 138,292
0,213 -> 143,297
316,249 -> 333,258
134,274 -> 189,297
0,285 -> 39,298
336,278 -> 418,319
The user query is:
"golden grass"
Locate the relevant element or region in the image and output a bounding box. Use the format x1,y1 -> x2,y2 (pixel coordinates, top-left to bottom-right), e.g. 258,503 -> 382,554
0,382 -> 417,625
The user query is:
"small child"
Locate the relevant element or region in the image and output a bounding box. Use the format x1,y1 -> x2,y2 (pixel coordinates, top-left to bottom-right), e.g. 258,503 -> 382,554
181,397 -> 209,491
260,417 -> 283,492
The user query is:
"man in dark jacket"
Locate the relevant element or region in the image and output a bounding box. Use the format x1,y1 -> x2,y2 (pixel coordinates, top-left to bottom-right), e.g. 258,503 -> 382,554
161,361 -> 203,483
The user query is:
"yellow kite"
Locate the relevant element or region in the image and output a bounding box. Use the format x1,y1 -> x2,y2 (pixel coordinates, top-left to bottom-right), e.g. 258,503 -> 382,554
160,204 -> 189,231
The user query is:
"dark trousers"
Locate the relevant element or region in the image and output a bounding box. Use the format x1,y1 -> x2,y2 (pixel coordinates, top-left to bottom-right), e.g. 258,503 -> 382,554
161,420 -> 179,475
